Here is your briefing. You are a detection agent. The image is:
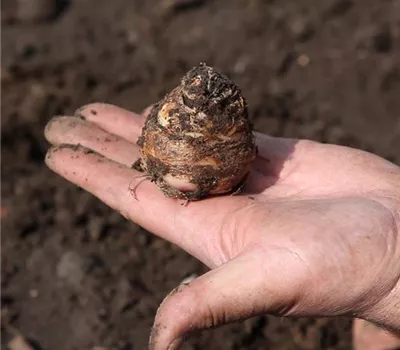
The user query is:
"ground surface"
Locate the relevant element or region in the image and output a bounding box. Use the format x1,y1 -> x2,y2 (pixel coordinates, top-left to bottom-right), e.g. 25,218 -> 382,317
2,0 -> 400,349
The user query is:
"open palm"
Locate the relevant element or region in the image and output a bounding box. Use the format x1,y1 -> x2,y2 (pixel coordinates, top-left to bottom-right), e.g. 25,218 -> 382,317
45,103 -> 400,349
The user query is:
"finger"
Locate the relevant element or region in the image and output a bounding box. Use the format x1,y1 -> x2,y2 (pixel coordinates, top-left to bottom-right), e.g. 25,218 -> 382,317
44,144 -> 256,265
45,144 -> 195,249
75,103 -> 146,144
45,144 -> 173,231
149,249 -> 305,350
45,116 -> 140,166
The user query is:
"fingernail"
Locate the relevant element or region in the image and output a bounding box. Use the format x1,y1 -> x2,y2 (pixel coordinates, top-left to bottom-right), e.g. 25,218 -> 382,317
74,104 -> 101,119
180,273 -> 197,285
74,104 -> 90,119
45,148 -> 54,162
167,337 -> 183,350
148,322 -> 161,350
44,145 -> 69,163
44,115 -> 65,134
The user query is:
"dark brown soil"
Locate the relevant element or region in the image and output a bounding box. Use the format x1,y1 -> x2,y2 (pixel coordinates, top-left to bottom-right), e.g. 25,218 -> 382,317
2,0 -> 399,349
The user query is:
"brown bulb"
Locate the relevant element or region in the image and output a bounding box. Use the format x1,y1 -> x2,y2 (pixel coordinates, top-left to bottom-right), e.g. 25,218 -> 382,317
134,63 -> 256,201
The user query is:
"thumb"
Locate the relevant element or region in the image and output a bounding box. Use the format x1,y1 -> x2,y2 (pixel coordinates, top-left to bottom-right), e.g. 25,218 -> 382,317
149,249 -> 305,350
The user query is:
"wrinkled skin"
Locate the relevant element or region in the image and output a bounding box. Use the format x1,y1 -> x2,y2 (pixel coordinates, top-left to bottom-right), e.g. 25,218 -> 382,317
44,103 -> 400,349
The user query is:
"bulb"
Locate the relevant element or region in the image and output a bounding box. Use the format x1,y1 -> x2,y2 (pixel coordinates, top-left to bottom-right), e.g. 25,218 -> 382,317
134,63 -> 256,201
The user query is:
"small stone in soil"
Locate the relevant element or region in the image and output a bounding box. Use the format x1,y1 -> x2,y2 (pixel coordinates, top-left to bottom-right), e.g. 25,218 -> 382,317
56,251 -> 92,289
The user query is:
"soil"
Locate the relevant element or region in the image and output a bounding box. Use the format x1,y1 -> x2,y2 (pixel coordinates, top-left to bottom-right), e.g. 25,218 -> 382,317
2,0 -> 399,349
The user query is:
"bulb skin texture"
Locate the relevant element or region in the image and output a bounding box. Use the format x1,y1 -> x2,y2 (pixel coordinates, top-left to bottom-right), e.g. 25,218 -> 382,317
134,63 -> 256,201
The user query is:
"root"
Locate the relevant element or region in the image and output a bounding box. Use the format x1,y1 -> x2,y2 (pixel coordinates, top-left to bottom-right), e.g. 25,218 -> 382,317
128,174 -> 151,200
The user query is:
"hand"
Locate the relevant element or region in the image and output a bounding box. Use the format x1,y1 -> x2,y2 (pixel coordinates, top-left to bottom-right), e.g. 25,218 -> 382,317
44,103 -> 400,349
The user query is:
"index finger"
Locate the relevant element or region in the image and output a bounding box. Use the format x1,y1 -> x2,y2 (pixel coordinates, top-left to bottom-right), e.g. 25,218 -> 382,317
75,103 -> 146,144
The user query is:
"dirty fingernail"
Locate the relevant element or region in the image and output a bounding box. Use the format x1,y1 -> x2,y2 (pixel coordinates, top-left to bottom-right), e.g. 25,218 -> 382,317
74,104 -> 99,119
167,337 -> 183,350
